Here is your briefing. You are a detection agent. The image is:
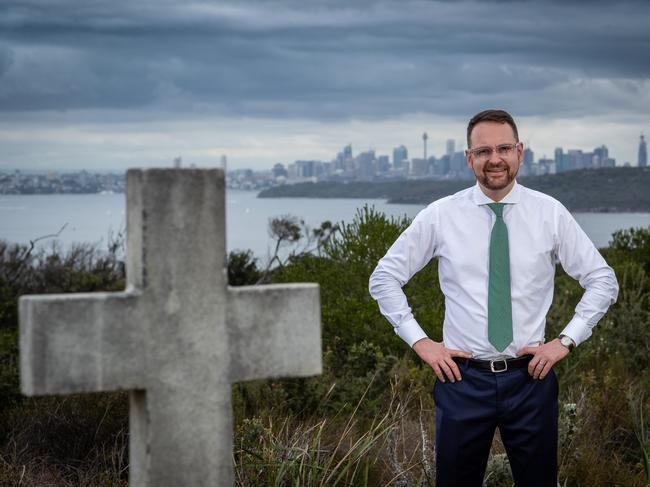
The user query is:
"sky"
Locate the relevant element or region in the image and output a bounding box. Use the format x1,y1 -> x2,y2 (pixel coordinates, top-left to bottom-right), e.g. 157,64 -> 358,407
1,0 -> 649,172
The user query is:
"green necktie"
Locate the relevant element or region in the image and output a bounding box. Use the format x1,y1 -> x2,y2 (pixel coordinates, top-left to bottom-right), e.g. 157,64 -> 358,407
487,203 -> 513,352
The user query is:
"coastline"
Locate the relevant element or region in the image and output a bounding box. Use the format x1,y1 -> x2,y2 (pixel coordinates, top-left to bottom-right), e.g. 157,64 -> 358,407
257,167 -> 650,214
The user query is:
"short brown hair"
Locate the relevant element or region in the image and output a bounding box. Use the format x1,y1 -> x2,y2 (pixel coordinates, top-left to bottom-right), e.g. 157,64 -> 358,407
467,109 -> 519,148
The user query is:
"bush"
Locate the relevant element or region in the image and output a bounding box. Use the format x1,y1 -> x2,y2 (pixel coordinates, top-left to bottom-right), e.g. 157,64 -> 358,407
608,226 -> 650,274
227,250 -> 262,286
1,217 -> 650,485
272,206 -> 445,355
0,241 -> 125,330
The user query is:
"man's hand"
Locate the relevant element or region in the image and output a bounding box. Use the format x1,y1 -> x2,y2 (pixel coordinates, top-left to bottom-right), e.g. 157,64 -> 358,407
413,338 -> 473,383
517,339 -> 570,380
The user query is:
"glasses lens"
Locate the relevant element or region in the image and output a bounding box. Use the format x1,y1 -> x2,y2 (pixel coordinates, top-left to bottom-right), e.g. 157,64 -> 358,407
476,148 -> 492,159
496,144 -> 514,156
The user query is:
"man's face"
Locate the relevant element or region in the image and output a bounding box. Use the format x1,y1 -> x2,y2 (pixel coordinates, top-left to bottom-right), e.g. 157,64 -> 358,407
466,122 -> 522,192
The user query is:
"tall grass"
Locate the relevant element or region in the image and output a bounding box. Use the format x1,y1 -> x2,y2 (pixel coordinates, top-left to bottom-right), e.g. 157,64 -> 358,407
234,377 -> 411,486
1,222 -> 650,485
628,389 -> 650,487
0,373 -> 648,485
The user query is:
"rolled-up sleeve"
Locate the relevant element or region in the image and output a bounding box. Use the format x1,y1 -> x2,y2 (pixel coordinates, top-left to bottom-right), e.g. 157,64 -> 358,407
369,206 -> 438,347
554,204 -> 619,346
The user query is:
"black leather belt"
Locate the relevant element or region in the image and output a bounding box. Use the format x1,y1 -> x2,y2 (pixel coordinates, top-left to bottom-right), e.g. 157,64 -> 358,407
453,354 -> 533,373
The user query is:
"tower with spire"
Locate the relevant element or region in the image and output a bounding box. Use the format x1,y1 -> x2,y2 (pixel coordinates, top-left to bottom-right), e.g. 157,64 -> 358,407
423,132 -> 428,160
639,134 -> 647,167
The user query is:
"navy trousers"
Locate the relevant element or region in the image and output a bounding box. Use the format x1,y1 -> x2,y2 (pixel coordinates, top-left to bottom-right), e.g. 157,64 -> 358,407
433,360 -> 558,487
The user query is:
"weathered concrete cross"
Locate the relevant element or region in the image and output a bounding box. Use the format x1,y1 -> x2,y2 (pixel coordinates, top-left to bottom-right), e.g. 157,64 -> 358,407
19,169 -> 322,486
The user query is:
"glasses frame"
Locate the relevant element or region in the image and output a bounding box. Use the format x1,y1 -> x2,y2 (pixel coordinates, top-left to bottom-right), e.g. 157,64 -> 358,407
468,142 -> 521,161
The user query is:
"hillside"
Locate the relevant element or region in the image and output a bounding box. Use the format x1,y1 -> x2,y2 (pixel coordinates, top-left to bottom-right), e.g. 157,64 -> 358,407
258,167 -> 650,212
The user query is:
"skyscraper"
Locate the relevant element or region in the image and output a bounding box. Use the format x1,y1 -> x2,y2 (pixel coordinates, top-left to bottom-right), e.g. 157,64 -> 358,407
393,145 -> 408,168
446,139 -> 455,156
639,134 -> 647,167
554,148 -> 563,172
523,148 -> 534,166
377,155 -> 390,173
593,145 -> 608,168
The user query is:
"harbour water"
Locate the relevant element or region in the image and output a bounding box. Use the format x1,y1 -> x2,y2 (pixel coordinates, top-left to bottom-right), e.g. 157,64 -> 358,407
1,191 -> 649,263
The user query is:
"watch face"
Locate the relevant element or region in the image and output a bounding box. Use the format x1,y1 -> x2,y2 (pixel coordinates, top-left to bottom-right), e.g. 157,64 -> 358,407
561,336 -> 573,349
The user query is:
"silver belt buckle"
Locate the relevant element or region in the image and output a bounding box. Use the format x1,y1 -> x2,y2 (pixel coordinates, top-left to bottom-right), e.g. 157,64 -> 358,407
490,358 -> 508,373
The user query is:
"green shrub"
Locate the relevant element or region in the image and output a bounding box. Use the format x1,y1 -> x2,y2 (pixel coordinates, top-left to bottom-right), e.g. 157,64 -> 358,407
227,249 -> 262,285
607,226 -> 650,275
1,216 -> 649,485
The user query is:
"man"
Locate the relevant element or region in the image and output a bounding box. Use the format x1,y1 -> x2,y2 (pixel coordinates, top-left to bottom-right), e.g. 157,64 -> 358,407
369,109 -> 618,486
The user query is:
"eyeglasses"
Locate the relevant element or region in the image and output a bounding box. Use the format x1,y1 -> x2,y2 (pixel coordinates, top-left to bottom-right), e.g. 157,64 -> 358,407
468,143 -> 519,160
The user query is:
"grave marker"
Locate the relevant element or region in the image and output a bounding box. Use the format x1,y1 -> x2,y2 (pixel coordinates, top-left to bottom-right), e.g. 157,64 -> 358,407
19,169 -> 322,486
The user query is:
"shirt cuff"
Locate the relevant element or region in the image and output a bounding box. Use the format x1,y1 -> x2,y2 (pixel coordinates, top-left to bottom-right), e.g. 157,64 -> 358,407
560,315 -> 592,347
396,318 -> 428,348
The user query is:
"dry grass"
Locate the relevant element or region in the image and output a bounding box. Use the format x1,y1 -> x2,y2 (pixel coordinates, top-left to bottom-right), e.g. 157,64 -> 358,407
0,376 -> 647,486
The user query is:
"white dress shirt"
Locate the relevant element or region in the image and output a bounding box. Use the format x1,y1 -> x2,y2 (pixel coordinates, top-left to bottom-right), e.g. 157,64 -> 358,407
369,181 -> 619,359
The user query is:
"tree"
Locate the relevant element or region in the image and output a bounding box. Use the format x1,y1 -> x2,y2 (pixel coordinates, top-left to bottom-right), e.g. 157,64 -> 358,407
257,216 -> 338,284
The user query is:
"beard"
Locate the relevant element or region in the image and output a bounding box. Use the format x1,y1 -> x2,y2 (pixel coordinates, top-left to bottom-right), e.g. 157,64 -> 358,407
474,162 -> 518,191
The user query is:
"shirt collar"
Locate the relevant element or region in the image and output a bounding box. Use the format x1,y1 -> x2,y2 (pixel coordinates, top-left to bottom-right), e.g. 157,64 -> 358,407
471,179 -> 521,206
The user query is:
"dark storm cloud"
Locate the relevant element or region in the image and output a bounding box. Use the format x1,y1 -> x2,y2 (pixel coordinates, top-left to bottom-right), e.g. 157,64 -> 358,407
0,46 -> 14,77
0,0 -> 648,119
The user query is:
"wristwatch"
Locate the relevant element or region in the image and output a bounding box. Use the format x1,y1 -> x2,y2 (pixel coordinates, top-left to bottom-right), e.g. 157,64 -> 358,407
559,335 -> 575,352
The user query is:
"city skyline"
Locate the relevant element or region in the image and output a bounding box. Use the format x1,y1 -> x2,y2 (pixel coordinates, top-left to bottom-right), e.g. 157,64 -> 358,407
1,1 -> 648,172
2,132 -> 642,174
261,138 -> 623,185
0,132 -> 643,193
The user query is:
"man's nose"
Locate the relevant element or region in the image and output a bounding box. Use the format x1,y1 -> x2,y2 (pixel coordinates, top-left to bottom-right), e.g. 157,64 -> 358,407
487,148 -> 501,163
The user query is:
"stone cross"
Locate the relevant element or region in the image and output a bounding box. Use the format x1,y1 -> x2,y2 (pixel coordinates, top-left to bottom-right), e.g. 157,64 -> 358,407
19,169 -> 322,486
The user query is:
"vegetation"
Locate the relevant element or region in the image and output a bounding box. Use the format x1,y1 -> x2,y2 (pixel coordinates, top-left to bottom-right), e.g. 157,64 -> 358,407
259,167 -> 650,212
1,209 -> 649,485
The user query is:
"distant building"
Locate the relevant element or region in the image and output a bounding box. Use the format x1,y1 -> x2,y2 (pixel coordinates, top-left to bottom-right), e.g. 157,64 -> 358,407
591,145 -> 615,168
294,160 -> 322,178
523,148 -> 534,167
446,139 -> 455,157
272,163 -> 288,178
603,158 -> 616,168
593,146 -> 608,168
435,154 -> 451,177
356,150 -> 376,181
554,148 -> 565,172
538,158 -> 555,175
357,150 -> 375,165
411,158 -> 428,177
393,145 -> 408,168
568,149 -> 584,170
335,144 -> 353,171
450,152 -> 470,179
639,135 -> 647,167
377,155 -> 390,174
427,156 -> 437,176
